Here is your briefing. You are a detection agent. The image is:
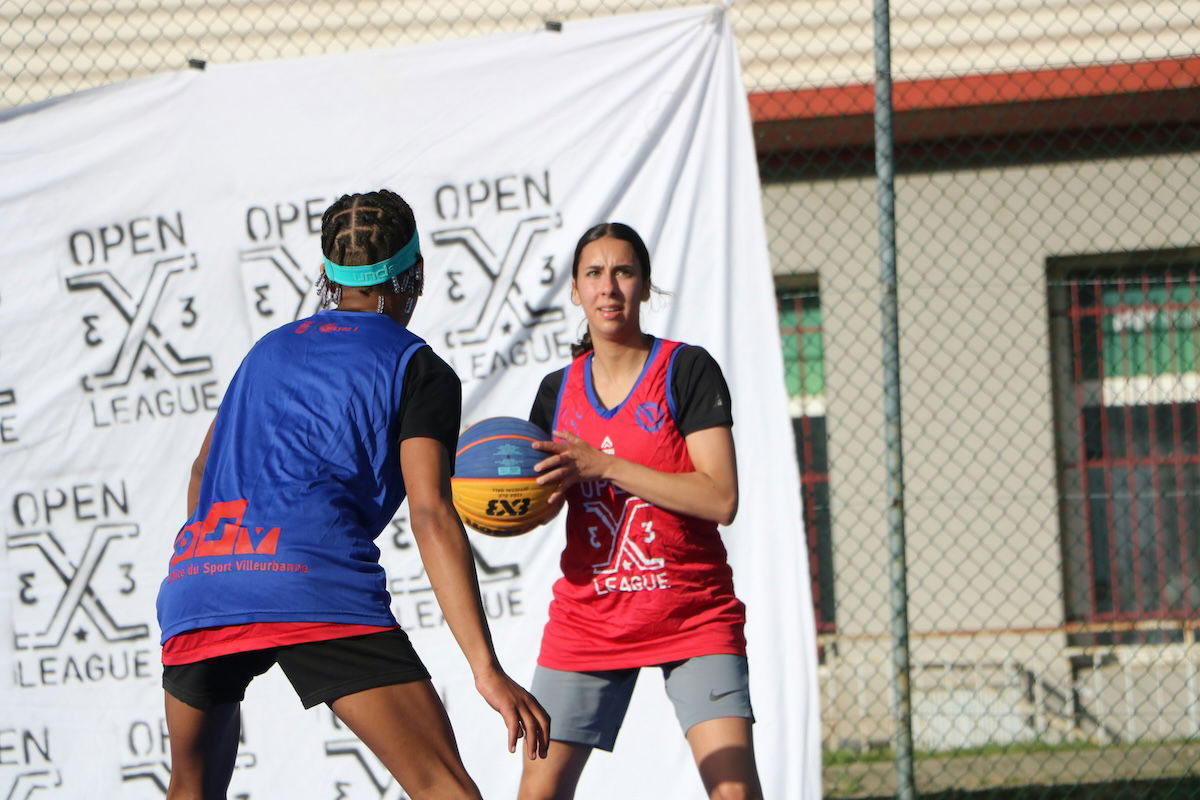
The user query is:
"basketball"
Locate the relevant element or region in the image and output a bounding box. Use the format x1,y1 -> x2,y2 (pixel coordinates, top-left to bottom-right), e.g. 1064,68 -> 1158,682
451,416 -> 558,536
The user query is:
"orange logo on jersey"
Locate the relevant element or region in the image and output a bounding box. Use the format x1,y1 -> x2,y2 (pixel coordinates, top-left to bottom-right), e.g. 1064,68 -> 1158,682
170,499 -> 280,565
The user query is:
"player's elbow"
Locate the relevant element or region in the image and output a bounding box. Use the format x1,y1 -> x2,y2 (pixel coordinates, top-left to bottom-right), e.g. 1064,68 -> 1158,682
189,455 -> 206,485
407,499 -> 466,544
714,492 -> 738,526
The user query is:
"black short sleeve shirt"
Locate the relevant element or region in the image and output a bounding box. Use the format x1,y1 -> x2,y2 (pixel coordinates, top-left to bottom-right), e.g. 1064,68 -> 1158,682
399,346 -> 462,470
528,344 -> 732,436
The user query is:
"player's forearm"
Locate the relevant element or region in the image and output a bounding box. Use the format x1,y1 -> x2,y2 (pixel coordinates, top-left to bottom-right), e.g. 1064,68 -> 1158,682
603,456 -> 737,525
409,503 -> 502,675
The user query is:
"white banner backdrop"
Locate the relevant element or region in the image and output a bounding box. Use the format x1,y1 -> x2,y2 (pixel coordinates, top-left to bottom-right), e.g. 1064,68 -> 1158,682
0,5 -> 819,798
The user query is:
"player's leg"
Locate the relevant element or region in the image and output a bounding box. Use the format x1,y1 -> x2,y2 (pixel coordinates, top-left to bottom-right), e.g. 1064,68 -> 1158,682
330,680 -> 481,799
163,693 -> 241,800
161,650 -> 272,800
663,655 -> 762,800
278,629 -> 479,799
517,665 -> 638,800
685,716 -> 763,800
517,739 -> 592,800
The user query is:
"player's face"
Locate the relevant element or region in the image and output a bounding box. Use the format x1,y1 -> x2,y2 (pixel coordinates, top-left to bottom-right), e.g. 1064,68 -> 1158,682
571,237 -> 649,342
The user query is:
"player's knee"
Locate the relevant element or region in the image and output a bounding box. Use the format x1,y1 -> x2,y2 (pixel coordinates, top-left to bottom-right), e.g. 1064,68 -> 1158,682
402,774 -> 481,800
517,768 -> 572,800
516,774 -> 548,800
391,756 -> 481,800
517,785 -> 569,800
708,780 -> 762,800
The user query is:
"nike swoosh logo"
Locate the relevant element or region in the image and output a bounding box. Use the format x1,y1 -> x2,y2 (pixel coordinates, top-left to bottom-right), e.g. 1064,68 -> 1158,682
709,689 -> 740,702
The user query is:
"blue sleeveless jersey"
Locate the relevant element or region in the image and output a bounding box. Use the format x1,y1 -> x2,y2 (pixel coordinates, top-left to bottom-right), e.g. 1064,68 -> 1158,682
156,311 -> 426,641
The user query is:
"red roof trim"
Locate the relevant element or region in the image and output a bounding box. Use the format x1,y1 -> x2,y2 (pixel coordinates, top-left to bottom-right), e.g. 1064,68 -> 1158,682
749,56 -> 1200,122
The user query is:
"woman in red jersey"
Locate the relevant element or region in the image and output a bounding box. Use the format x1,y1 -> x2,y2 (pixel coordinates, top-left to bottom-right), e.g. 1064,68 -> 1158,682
518,222 -> 762,800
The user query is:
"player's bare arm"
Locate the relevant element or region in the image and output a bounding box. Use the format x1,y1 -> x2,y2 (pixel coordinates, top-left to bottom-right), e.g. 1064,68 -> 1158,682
532,425 -> 738,525
400,435 -> 551,759
186,416 -> 217,517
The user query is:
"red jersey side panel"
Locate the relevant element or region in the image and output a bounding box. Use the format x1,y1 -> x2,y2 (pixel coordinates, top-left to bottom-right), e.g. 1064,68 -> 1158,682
161,622 -> 396,665
538,338 -> 746,671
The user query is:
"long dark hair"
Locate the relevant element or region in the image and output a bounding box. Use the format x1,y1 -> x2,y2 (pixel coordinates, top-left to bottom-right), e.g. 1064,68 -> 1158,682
320,190 -> 417,294
569,222 -> 653,358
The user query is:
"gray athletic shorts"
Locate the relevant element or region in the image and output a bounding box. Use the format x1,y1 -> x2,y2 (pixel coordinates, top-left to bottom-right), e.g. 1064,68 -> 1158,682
530,654 -> 754,751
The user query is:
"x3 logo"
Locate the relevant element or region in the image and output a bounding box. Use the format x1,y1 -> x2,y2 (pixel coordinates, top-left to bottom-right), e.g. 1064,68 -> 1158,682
325,738 -> 410,800
0,387 -> 15,445
583,498 -> 663,575
7,525 -> 149,649
120,753 -> 254,797
4,769 -> 62,800
66,253 -> 211,391
240,243 -> 322,323
119,761 -> 172,795
434,214 -> 565,348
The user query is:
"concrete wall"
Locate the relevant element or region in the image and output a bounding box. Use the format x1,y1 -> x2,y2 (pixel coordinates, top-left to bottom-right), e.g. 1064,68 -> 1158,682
764,151 -> 1200,748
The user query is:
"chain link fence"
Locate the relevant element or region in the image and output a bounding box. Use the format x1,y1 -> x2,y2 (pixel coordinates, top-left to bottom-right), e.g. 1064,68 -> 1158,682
5,1 -> 1200,797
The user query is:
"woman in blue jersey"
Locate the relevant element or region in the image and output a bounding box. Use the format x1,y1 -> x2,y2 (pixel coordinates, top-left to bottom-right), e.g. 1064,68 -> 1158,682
518,223 -> 762,800
156,190 -> 549,799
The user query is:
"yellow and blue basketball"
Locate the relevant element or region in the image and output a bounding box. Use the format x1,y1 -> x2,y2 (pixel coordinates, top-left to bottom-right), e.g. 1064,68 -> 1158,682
451,416 -> 558,536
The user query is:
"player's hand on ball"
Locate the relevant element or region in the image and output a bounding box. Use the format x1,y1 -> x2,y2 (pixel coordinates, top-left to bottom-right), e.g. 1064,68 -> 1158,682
533,430 -> 609,503
474,665 -> 551,760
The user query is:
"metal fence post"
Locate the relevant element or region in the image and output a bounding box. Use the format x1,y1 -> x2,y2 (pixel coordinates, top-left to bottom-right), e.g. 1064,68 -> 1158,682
872,0 -> 917,797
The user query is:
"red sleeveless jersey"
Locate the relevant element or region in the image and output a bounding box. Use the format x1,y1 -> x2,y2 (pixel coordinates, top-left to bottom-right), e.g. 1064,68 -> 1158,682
538,338 -> 747,671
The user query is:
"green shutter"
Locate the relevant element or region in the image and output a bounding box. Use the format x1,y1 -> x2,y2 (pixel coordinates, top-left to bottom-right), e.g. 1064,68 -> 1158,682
1099,278 -> 1200,378
777,290 -> 826,401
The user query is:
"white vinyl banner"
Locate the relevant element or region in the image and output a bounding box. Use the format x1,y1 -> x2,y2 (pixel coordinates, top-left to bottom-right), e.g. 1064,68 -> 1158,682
0,5 -> 819,798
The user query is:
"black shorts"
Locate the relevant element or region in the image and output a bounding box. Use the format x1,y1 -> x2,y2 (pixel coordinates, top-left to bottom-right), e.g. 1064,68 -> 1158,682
162,629 -> 430,710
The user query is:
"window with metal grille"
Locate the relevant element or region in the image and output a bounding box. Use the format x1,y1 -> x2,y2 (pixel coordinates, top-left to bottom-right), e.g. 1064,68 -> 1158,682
777,283 -> 836,635
1049,250 -> 1200,646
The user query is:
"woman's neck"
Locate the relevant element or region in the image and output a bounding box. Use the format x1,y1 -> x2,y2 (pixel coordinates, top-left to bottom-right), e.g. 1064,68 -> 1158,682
335,290 -> 379,313
588,333 -> 652,409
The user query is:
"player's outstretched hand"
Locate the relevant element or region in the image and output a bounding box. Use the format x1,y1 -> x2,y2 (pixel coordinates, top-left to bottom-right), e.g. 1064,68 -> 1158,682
532,429 -> 609,504
474,665 -> 551,760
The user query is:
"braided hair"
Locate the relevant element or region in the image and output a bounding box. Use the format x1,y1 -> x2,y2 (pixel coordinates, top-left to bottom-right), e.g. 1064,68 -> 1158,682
569,222 -> 654,358
317,190 -> 421,307
321,190 -> 416,268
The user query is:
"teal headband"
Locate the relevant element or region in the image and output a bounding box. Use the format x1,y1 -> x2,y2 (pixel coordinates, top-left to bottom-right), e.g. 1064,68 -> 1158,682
322,232 -> 421,287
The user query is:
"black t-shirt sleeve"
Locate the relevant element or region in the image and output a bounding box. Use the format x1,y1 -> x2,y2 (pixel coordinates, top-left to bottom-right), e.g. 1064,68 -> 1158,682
528,368 -> 566,435
671,345 -> 733,436
398,345 -> 462,469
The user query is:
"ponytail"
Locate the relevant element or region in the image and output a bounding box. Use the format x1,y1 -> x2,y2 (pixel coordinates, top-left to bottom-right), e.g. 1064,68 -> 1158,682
570,330 -> 593,359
